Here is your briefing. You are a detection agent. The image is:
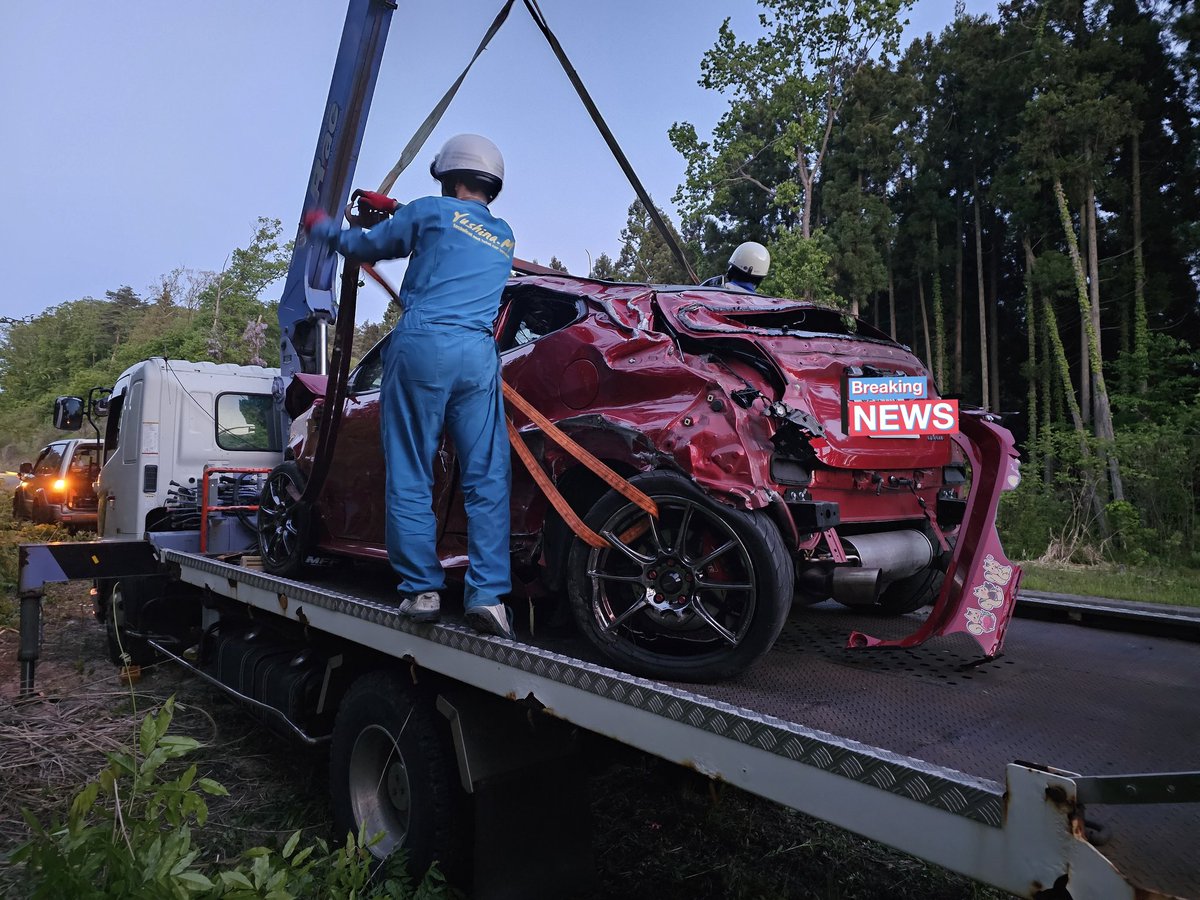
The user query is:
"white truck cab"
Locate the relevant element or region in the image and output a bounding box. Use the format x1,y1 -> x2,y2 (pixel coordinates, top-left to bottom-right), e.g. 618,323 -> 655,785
97,359 -> 282,541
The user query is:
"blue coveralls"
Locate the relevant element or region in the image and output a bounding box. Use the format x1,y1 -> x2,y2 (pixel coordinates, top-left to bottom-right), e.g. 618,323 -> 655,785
311,196 -> 515,611
700,274 -> 757,292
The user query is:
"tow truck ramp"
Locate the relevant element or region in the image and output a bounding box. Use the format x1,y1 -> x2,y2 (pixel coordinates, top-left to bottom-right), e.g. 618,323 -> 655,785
152,548 -> 1198,900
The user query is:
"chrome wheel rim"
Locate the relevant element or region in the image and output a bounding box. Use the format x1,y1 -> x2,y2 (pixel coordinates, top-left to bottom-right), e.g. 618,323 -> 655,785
586,495 -> 757,656
348,724 -> 410,858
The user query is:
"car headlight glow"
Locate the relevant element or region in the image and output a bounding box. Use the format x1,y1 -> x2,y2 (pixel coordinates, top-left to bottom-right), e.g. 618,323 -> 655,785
52,478 -> 67,492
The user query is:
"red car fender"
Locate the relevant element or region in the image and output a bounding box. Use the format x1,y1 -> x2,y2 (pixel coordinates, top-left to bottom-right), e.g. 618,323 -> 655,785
847,409 -> 1023,657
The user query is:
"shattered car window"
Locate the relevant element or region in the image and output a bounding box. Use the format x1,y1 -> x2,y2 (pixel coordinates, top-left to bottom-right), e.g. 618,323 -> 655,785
503,292 -> 583,349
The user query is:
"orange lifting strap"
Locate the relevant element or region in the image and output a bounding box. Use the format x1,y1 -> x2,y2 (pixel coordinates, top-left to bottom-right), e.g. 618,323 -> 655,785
502,382 -> 658,549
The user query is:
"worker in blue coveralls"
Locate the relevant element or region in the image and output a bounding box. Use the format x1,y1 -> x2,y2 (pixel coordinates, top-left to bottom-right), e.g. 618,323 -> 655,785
303,134 -> 517,640
701,241 -> 771,292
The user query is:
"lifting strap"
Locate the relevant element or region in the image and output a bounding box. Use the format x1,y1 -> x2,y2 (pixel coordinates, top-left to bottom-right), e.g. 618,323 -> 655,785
502,380 -> 659,519
521,0 -> 699,284
369,0 -> 696,283
375,0 -> 516,195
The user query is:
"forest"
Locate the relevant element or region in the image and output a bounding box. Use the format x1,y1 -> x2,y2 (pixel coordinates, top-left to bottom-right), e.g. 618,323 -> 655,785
1,0 -> 1197,570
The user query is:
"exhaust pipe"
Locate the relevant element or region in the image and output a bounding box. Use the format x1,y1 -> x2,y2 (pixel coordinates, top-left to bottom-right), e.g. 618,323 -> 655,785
797,530 -> 934,607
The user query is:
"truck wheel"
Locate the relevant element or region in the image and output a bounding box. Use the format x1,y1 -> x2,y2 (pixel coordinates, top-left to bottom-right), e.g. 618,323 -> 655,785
106,579 -> 160,666
330,672 -> 469,880
257,462 -> 312,578
567,471 -> 792,682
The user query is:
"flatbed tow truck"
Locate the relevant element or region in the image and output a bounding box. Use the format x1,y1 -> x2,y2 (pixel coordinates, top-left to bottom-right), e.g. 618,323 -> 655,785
14,1 -> 1200,897
17,541 -> 1200,898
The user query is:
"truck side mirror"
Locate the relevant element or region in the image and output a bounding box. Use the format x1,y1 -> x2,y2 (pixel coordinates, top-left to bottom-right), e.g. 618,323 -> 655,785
90,388 -> 112,418
18,462 -> 33,477
53,396 -> 85,431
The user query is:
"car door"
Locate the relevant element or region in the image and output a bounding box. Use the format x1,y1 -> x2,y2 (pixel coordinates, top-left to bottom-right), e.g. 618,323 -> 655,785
317,334 -> 458,559
438,289 -> 585,547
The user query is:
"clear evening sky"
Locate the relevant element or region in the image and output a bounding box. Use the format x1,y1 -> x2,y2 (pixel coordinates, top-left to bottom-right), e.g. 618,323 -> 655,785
1,0 -> 987,327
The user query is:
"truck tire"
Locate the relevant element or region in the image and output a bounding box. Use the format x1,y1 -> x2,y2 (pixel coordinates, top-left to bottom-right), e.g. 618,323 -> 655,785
330,672 -> 469,880
567,470 -> 792,682
106,579 -> 160,666
257,462 -> 312,578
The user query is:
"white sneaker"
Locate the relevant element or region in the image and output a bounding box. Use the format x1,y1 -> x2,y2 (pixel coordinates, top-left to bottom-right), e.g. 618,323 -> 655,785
465,603 -> 515,640
398,591 -> 440,623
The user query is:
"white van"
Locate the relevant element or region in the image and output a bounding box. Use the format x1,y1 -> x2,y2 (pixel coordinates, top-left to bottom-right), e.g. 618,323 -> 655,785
96,359 -> 282,543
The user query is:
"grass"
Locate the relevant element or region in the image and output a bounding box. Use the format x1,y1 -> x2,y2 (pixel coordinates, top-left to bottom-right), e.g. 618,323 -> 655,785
1018,561 -> 1200,607
0,486 -> 96,627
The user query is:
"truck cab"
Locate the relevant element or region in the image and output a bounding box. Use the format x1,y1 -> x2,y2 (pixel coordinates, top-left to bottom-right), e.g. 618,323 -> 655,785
95,359 -> 282,542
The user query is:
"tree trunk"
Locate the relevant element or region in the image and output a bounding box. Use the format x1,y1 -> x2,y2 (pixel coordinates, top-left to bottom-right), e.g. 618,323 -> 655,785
973,178 -> 989,409
1023,237 -> 1038,472
1078,199 -> 1091,427
888,263 -> 897,341
1041,282 -> 1055,484
931,220 -> 946,391
918,272 -> 933,374
1085,178 -> 1125,503
1055,177 -> 1124,510
989,215 -> 1001,411
954,195 -> 964,393
1131,131 -> 1148,394
1041,271 -> 1109,532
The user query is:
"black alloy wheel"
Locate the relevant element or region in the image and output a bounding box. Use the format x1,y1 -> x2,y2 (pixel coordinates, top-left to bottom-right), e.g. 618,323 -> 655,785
257,461 -> 312,578
568,470 -> 792,682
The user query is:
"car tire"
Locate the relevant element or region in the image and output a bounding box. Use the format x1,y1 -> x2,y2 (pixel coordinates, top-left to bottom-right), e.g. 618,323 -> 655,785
11,490 -> 24,522
257,462 -> 313,578
567,470 -> 792,682
330,671 -> 469,880
106,579 -> 160,666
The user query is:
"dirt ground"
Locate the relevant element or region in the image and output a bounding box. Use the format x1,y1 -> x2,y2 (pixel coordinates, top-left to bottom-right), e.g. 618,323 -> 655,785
0,583 -> 1007,899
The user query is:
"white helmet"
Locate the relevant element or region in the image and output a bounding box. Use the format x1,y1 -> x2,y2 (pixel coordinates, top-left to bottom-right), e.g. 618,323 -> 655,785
728,241 -> 771,284
430,133 -> 504,201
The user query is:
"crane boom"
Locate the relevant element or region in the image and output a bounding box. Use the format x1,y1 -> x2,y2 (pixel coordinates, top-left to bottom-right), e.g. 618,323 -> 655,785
277,0 -> 395,379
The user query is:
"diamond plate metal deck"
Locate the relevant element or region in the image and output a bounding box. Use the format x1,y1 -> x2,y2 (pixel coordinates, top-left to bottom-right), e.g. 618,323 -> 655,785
165,551 -> 1199,898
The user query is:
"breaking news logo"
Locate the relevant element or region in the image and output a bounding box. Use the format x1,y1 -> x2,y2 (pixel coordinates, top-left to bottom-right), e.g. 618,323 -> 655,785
843,375 -> 959,437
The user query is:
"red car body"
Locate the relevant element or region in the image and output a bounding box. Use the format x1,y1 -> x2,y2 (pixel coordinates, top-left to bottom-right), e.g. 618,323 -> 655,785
266,274 -> 1022,681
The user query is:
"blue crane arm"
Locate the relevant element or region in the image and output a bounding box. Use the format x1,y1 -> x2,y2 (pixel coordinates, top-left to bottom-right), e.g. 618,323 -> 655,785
278,0 -> 395,379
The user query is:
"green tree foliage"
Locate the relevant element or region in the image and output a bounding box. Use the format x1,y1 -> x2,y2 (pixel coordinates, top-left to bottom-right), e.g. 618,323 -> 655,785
13,698 -> 449,899
669,0 -> 912,273
611,200 -> 694,283
665,0 -> 1199,563
0,219 -> 290,462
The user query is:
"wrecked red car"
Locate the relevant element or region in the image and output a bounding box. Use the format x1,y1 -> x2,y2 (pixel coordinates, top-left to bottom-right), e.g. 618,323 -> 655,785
259,274 -> 1022,682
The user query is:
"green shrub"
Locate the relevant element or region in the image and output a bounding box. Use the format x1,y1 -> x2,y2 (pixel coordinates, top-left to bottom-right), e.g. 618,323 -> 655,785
997,481 -> 1070,560
13,697 -> 450,900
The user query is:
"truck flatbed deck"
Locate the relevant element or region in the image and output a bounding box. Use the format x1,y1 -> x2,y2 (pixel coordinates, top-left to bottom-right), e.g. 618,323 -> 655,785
164,548 -> 1200,899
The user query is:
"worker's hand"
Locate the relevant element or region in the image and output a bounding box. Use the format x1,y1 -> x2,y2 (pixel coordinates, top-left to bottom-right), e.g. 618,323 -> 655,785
355,190 -> 399,214
302,209 -> 330,233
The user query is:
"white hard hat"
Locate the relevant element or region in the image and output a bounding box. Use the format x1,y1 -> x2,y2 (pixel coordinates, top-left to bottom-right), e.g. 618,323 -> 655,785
430,133 -> 504,200
728,241 -> 771,280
